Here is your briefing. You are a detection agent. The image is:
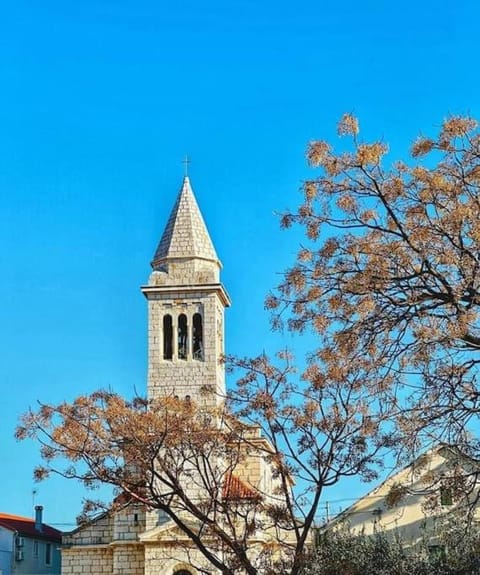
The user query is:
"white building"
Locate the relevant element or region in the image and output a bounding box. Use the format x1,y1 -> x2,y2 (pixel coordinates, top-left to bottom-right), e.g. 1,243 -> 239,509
0,506 -> 61,575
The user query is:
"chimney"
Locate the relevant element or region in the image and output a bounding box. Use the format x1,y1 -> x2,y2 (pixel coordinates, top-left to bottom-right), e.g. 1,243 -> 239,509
35,505 -> 43,532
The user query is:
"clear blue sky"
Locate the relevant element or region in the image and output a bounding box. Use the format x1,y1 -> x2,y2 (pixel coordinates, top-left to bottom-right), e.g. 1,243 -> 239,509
1,0 -> 479,530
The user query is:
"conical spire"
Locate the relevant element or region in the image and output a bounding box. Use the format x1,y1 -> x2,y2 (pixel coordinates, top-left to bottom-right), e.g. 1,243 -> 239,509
151,177 -> 220,270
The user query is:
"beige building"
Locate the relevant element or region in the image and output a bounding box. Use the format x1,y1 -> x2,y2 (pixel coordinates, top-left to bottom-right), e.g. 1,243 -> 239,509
329,445 -> 480,546
61,177 -> 281,575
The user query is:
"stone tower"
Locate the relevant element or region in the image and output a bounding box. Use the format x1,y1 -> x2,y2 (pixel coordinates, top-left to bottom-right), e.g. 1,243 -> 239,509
141,176 -> 230,408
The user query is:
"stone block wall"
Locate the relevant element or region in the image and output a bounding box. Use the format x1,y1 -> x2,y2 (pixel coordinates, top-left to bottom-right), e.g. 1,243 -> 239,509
113,544 -> 144,574
144,544 -> 220,575
146,289 -> 226,406
113,506 -> 145,542
63,514 -> 113,546
62,547 -> 113,574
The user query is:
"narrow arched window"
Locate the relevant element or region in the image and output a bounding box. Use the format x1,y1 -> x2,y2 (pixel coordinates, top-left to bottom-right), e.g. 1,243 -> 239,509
178,314 -> 188,360
192,313 -> 203,360
163,315 -> 173,360
174,570 -> 192,575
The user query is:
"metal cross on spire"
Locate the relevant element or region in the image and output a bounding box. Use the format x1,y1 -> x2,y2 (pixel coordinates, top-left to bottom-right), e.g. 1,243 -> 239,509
182,155 -> 191,177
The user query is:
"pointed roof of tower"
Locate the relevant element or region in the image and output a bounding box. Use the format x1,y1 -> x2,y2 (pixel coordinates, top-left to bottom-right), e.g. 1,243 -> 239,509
151,176 -> 220,269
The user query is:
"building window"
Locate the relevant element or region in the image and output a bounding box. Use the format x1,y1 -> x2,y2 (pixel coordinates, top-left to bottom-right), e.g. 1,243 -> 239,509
157,509 -> 169,525
33,540 -> 38,557
192,313 -> 203,360
45,542 -> 52,565
174,570 -> 192,575
428,544 -> 446,560
371,507 -> 382,531
440,486 -> 453,506
163,315 -> 173,360
178,314 -> 188,360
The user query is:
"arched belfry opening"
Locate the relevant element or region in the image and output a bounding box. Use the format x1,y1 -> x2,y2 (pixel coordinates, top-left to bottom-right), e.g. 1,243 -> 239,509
192,313 -> 203,360
163,315 -> 173,360
178,314 -> 188,360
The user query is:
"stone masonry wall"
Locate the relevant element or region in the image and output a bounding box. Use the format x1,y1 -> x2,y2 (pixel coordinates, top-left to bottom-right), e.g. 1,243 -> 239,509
62,506 -> 146,575
146,289 -> 225,406
144,544 -> 220,575
113,544 -> 144,575
62,547 -> 113,575
113,505 -> 145,542
63,514 -> 113,546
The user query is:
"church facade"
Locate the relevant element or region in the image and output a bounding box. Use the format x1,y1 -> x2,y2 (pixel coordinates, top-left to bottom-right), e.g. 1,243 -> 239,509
61,177 -> 276,575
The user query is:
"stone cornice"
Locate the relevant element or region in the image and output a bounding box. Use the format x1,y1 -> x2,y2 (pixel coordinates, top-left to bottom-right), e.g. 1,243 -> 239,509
141,283 -> 231,308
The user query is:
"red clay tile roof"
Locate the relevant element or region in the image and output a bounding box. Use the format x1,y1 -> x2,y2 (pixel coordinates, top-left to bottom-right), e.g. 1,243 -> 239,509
222,474 -> 261,501
0,513 -> 62,542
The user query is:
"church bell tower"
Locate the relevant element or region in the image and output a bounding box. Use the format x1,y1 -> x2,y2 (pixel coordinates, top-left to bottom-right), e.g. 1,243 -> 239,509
141,176 -> 230,407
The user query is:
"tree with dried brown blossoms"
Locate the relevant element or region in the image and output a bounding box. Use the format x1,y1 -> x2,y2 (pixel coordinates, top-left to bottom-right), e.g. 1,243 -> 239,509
16,348 -> 395,575
267,113 -> 480,462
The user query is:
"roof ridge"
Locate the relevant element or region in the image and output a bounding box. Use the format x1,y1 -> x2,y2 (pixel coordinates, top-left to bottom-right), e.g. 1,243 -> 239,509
0,512 -> 34,522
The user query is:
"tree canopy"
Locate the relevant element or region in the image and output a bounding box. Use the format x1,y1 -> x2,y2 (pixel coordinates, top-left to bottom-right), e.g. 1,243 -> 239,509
16,349 -> 395,575
304,521 -> 480,575
268,114 -> 480,455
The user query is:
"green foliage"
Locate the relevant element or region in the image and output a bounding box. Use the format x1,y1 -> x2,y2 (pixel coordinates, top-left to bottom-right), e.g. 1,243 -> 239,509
302,523 -> 480,575
303,530 -> 421,575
